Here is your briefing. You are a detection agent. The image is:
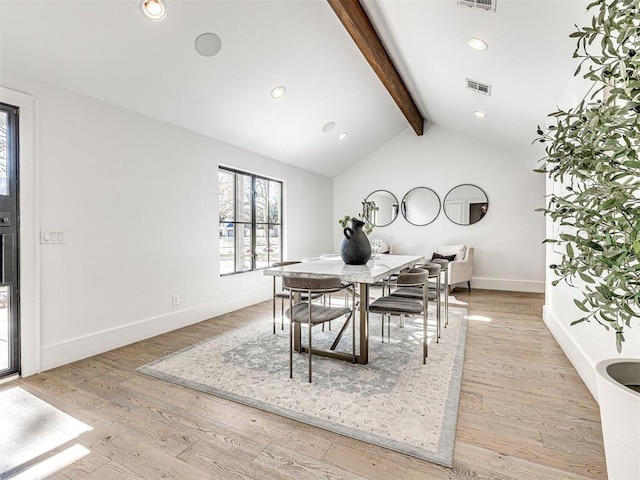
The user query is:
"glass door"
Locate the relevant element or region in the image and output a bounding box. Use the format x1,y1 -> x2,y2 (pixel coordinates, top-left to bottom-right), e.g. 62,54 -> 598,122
0,102 -> 20,378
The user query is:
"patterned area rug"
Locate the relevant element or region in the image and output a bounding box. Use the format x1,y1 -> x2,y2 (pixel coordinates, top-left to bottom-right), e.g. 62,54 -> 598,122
138,303 -> 468,467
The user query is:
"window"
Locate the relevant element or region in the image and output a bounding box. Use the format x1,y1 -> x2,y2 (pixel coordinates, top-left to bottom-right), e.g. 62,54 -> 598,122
218,167 -> 282,275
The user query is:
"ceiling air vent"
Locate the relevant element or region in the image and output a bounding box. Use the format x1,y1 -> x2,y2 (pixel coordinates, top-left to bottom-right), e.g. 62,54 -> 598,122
466,78 -> 492,95
458,0 -> 496,12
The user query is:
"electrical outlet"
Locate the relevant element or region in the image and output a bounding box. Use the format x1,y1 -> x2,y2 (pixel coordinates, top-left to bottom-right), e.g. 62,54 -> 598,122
171,295 -> 180,306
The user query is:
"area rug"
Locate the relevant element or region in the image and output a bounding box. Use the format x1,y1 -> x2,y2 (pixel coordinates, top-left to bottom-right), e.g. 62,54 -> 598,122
138,304 -> 468,467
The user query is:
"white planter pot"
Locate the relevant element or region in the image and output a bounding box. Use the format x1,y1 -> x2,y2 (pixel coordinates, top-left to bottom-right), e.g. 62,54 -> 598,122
595,358 -> 640,480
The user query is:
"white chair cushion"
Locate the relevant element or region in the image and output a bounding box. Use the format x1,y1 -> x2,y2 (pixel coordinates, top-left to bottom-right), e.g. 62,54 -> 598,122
370,239 -> 390,253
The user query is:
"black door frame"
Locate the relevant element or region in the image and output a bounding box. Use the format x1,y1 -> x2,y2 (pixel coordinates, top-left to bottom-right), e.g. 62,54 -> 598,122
0,101 -> 20,379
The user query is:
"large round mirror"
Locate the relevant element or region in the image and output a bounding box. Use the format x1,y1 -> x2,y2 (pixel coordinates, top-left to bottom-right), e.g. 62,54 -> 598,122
443,184 -> 488,225
401,187 -> 441,226
365,190 -> 399,227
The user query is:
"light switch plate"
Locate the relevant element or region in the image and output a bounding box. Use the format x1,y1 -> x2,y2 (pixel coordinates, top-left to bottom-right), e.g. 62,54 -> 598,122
40,229 -> 65,245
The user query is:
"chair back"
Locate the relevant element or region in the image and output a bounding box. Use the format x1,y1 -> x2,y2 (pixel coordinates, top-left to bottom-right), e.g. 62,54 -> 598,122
465,247 -> 475,262
420,262 -> 441,277
397,268 -> 429,286
282,276 -> 343,292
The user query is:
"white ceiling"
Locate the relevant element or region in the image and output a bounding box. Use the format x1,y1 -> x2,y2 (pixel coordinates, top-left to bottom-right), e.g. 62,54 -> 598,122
0,0 -> 588,177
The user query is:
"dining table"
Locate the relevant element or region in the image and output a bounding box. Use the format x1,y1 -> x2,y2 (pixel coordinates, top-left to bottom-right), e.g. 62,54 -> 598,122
263,254 -> 425,364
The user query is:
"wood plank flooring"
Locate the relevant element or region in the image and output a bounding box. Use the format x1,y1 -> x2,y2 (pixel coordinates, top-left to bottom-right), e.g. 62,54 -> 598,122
4,289 -> 607,479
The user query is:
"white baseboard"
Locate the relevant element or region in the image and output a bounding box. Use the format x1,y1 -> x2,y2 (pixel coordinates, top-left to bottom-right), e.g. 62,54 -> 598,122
36,277 -> 544,373
39,287 -> 271,372
466,277 -> 545,293
542,304 -> 597,400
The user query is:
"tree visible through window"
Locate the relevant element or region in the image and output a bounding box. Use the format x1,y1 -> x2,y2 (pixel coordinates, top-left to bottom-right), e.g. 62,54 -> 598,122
0,112 -> 8,195
218,167 -> 282,275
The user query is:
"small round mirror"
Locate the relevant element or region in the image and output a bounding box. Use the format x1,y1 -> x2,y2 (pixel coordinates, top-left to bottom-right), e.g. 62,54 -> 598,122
364,190 -> 399,227
401,187 -> 441,226
443,184 -> 488,225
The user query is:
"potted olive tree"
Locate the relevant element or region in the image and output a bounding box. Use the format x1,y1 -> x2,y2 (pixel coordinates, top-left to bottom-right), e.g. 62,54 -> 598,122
535,1 -> 639,477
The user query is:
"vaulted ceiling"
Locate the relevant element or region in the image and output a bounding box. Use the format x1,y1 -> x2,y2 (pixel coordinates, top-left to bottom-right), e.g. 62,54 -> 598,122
0,0 -> 588,177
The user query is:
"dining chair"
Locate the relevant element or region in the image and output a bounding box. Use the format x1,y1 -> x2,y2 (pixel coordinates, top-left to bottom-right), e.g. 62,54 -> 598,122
369,268 -> 431,364
272,261 -> 301,334
390,262 -> 442,341
272,261 -> 323,334
429,258 -> 449,328
283,276 -> 356,383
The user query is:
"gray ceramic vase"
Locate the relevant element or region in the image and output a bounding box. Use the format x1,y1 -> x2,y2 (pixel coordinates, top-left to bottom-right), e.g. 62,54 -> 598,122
340,218 -> 371,265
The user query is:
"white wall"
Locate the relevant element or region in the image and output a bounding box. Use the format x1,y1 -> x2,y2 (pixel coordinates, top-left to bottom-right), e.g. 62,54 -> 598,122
0,69 -> 333,373
333,124 -> 546,293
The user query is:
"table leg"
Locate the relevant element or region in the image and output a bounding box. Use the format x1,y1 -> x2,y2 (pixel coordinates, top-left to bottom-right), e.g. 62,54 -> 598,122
358,282 -> 369,364
293,292 -> 301,352
294,323 -> 301,351
294,283 -> 368,364
444,269 -> 449,328
436,276 -> 441,341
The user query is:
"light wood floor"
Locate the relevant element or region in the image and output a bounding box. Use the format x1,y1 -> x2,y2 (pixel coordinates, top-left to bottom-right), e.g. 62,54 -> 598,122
5,289 -> 607,479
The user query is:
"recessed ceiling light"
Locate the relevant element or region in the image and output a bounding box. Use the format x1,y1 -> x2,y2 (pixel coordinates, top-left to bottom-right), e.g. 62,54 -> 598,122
338,132 -> 348,140
322,122 -> 336,133
140,0 -> 167,21
271,86 -> 286,99
194,33 -> 222,57
468,38 -> 488,51
474,111 -> 487,119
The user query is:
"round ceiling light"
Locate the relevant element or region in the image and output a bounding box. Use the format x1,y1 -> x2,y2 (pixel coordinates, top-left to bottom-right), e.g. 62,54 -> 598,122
338,132 -> 348,141
194,33 -> 222,57
468,37 -> 488,51
140,0 -> 167,21
271,86 -> 286,99
322,122 -> 336,133
473,110 -> 487,119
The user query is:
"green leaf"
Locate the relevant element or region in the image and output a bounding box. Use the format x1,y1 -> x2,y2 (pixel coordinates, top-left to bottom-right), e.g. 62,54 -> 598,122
587,241 -> 604,251
574,63 -> 583,76
573,298 -> 591,312
622,302 -> 635,316
579,272 -> 595,283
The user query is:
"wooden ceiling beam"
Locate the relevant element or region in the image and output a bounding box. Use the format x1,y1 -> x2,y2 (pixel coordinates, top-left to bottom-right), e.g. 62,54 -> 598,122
327,0 -> 424,136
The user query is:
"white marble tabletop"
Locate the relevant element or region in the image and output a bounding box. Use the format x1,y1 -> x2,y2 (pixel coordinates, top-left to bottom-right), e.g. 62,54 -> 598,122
263,254 -> 425,284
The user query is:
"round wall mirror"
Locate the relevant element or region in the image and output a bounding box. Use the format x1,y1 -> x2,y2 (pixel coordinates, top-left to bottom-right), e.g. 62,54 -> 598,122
401,187 -> 441,226
365,190 -> 399,227
443,184 -> 488,225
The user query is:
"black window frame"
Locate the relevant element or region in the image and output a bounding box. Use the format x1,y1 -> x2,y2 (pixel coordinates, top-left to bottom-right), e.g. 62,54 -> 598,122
218,166 -> 283,276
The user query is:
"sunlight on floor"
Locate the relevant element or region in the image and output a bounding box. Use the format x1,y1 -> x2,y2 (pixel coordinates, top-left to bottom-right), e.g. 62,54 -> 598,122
468,314 -> 492,322
0,387 -> 92,479
11,444 -> 91,480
